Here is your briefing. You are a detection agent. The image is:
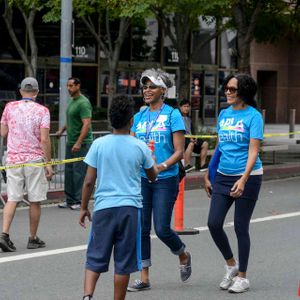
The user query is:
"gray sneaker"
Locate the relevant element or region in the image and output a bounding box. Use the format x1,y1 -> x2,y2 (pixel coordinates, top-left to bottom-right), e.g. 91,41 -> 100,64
127,279 -> 151,292
58,202 -> 70,208
180,252 -> 192,282
27,236 -> 46,249
228,276 -> 250,293
219,263 -> 239,290
0,233 -> 16,252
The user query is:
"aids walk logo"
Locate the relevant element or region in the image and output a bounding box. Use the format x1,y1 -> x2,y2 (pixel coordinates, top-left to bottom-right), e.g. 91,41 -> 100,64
137,115 -> 167,133
137,115 -> 168,143
219,117 -> 244,143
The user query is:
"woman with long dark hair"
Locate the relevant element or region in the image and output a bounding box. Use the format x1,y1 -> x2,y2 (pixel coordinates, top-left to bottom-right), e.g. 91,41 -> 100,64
204,73 -> 263,293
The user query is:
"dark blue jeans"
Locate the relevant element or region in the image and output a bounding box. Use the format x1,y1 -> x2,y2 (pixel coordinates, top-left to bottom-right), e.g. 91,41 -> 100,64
141,176 -> 186,268
64,144 -> 90,205
207,174 -> 262,272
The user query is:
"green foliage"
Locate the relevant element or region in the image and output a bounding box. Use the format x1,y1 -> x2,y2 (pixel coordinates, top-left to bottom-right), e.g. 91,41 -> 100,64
254,11 -> 290,43
43,0 -> 61,23
8,0 -> 44,11
112,0 -> 150,18
71,0 -> 151,19
222,0 -> 299,43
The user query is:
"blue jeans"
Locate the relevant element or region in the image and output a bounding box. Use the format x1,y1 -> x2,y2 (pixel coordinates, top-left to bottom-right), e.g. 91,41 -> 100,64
64,144 -> 90,205
141,176 -> 186,268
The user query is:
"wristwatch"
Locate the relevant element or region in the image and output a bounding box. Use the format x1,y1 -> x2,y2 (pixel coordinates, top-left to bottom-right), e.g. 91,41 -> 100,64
161,162 -> 168,169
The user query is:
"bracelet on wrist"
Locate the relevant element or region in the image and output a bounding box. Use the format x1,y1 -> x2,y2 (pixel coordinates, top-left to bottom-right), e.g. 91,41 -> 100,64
161,162 -> 168,169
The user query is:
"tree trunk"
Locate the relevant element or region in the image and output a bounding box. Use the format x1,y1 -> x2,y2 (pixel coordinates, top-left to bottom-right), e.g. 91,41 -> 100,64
105,17 -> 130,121
173,13 -> 191,100
81,13 -> 130,122
107,62 -> 117,117
233,0 -> 263,75
26,9 -> 38,77
106,17 -> 130,114
177,55 -> 190,99
3,1 -> 34,76
237,34 -> 251,74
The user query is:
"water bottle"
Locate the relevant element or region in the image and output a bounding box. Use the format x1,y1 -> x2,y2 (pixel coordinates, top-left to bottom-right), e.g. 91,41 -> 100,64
148,140 -> 155,153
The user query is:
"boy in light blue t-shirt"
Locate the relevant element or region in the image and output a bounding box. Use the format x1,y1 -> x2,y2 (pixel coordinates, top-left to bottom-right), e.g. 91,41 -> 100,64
79,96 -> 158,300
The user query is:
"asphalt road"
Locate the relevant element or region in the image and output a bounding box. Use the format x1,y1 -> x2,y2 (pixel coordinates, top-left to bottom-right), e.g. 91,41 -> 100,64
0,177 -> 299,300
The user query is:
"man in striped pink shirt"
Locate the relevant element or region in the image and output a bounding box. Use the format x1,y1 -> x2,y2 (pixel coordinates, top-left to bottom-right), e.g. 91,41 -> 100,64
0,77 -> 53,252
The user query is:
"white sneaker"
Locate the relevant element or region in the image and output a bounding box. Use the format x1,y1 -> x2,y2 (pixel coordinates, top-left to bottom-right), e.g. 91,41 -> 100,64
219,263 -> 239,290
70,204 -> 81,210
228,276 -> 250,293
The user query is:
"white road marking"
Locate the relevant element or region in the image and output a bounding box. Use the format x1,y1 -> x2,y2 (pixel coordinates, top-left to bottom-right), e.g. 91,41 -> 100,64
194,211 -> 300,231
0,210 -> 300,264
0,245 -> 87,264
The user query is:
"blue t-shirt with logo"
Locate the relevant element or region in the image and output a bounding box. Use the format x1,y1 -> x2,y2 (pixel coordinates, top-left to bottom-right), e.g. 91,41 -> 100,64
131,104 -> 185,179
217,105 -> 263,175
84,134 -> 154,212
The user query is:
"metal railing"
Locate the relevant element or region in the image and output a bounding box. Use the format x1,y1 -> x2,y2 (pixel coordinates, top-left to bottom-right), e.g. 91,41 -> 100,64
0,131 -> 111,202
48,131 -> 111,192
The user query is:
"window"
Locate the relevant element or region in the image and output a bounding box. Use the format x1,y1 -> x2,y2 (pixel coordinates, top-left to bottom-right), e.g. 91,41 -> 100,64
203,72 -> 217,119
190,72 -> 204,110
0,64 -> 23,100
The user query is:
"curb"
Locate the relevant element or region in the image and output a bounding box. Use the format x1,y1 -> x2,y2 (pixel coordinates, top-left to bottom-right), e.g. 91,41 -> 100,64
1,163 -> 300,207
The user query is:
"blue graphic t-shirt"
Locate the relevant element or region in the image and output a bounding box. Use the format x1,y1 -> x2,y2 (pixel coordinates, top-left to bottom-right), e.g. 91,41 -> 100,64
217,105 -> 263,175
84,134 -> 154,212
131,104 -> 185,179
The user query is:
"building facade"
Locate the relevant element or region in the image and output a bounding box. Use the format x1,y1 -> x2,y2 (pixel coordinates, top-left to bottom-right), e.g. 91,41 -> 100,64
251,39 -> 300,123
4,9 -> 298,125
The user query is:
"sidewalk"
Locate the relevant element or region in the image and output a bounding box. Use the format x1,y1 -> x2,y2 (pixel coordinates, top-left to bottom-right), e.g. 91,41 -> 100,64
263,123 -> 300,146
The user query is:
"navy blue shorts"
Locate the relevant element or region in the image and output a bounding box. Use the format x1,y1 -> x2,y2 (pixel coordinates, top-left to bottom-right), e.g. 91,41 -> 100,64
86,206 -> 142,275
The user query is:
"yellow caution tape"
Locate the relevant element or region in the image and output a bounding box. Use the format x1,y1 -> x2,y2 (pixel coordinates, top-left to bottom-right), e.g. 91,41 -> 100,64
185,134 -> 217,139
1,130 -> 299,170
0,157 -> 85,171
263,131 -> 300,137
185,131 -> 300,139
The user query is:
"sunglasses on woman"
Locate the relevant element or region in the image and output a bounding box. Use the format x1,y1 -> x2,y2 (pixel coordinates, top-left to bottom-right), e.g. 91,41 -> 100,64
224,86 -> 238,94
142,85 -> 159,90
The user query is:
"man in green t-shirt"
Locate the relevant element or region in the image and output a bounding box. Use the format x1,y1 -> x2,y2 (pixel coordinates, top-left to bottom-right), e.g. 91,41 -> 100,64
56,77 -> 93,210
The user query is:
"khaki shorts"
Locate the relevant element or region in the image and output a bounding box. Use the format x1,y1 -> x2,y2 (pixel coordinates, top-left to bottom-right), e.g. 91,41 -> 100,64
6,162 -> 48,202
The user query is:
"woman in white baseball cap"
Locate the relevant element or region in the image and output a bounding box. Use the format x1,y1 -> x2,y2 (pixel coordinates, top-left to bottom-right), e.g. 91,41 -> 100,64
128,69 -> 192,292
